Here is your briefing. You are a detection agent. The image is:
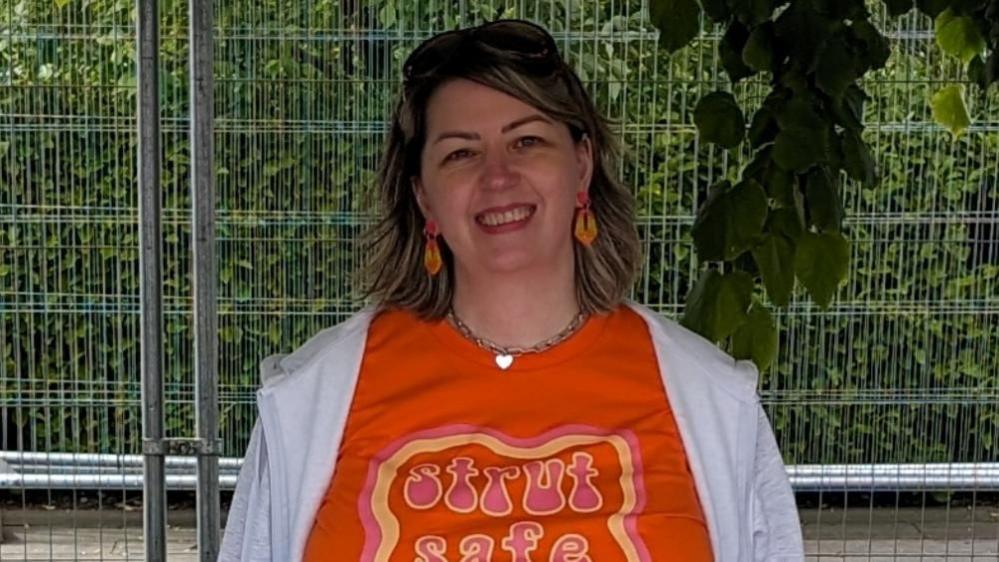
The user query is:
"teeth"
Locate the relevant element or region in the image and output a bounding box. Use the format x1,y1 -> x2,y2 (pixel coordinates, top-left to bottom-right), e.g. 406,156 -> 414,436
479,206 -> 533,227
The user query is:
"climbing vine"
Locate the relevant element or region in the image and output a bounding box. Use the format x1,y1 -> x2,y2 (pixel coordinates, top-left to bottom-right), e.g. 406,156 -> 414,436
650,0 -> 998,370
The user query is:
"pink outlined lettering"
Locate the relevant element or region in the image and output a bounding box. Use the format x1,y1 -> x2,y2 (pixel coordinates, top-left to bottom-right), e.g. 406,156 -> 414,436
404,463 -> 443,510
444,457 -> 479,513
566,452 -> 603,513
458,534 -> 495,561
549,534 -> 592,562
501,521 -> 544,562
523,459 -> 566,515
359,424 -> 652,562
481,466 -> 520,517
414,535 -> 448,562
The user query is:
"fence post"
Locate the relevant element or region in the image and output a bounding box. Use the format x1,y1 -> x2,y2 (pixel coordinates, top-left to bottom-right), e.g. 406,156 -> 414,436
190,0 -> 221,557
137,0 -> 166,558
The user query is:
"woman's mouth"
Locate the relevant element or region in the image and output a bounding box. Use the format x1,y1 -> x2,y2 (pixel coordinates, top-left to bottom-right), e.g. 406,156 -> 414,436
475,204 -> 536,232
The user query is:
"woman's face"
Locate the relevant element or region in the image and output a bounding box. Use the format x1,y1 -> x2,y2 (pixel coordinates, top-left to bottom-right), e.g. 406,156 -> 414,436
414,78 -> 593,277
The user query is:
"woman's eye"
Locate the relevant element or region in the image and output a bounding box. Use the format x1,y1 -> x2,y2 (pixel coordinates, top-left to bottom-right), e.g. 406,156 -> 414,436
517,136 -> 542,148
445,149 -> 473,162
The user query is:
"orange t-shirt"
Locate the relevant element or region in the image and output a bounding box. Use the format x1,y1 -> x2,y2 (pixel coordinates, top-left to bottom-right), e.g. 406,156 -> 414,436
303,305 -> 713,562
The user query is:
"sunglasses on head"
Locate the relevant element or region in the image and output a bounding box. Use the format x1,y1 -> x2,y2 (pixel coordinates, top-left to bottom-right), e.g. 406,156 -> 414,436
402,19 -> 562,83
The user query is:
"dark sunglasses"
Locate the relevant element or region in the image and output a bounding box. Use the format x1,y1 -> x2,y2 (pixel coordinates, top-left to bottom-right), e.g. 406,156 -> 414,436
403,19 -> 562,83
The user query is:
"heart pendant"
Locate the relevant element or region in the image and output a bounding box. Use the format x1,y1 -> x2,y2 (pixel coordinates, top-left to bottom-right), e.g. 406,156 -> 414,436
495,354 -> 514,370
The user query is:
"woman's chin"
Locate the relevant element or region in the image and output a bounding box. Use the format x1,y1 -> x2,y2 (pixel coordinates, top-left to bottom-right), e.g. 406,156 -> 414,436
467,252 -> 545,275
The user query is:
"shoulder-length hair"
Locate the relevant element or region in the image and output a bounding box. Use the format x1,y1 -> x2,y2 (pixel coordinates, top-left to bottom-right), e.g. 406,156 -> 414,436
359,24 -> 641,319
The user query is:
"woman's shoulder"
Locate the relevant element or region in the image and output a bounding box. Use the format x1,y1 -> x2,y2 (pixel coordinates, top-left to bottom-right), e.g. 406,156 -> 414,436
624,300 -> 761,398
258,305 -> 380,388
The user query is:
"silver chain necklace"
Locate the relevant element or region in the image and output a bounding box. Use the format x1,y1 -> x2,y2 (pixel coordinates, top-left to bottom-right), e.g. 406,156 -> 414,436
446,307 -> 588,370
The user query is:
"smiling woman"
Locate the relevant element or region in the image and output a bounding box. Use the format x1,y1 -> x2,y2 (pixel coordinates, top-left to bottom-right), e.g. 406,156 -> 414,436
218,19 -> 804,562
414,79 -> 594,303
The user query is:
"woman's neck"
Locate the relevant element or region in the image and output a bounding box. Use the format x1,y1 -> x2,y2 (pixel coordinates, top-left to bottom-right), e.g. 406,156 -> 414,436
450,265 -> 580,349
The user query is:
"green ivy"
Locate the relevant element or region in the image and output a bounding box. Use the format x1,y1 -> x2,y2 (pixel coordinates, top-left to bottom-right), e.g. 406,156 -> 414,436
651,0 -> 998,372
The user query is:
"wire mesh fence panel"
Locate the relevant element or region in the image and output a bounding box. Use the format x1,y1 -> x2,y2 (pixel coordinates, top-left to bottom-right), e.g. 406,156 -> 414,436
1,0 -> 202,557
1,0 -> 997,560
2,0 -> 149,557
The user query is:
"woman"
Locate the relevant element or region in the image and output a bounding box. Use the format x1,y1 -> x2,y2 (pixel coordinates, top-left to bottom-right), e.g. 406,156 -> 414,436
219,20 -> 803,562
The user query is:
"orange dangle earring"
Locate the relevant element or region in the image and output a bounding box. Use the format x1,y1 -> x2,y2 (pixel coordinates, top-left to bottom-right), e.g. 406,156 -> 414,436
573,191 -> 598,246
423,219 -> 443,276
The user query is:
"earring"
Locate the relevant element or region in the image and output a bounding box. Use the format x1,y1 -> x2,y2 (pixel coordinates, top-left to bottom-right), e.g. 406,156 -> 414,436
573,192 -> 598,246
423,219 -> 443,276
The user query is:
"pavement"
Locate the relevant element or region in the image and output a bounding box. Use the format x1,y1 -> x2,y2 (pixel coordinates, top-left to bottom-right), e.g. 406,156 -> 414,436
0,506 -> 996,561
799,506 -> 999,561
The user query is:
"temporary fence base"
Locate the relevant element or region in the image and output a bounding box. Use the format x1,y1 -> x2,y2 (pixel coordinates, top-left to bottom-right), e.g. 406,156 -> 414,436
2,453 -> 999,492
0,505 -> 995,561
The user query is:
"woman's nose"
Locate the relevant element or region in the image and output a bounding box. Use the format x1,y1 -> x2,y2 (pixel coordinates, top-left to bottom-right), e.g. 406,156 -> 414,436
479,151 -> 520,191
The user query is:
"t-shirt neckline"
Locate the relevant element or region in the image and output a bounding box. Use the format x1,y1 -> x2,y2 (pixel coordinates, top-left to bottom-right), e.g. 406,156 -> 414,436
422,308 -> 611,372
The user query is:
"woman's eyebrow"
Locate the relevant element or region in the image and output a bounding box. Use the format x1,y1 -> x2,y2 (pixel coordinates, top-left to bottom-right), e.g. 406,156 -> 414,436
431,114 -> 554,145
501,114 -> 554,133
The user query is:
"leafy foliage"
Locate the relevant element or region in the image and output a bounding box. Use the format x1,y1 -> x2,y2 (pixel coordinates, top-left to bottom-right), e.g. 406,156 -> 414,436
1,0 -> 996,468
931,84 -> 973,137
654,0 -> 998,372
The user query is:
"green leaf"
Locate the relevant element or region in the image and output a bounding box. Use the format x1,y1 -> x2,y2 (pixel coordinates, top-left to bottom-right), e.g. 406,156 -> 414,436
766,167 -> 797,207
692,179 -> 769,261
650,0 -> 702,53
743,23 -> 777,73
935,9 -> 986,64
773,126 -> 826,172
815,37 -> 857,99
930,85 -> 971,138
769,205 -> 804,242
985,53 -> 999,89
268,322 -> 281,345
748,106 -> 779,148
742,145 -> 772,182
777,98 -> 826,131
682,269 -> 754,342
700,0 -> 731,22
694,91 -> 746,149
811,0 -> 866,18
841,130 -> 877,186
774,4 -> 831,69
379,2 -> 397,27
753,235 -> 796,306
851,20 -> 891,71
732,0 -> 778,26
968,53 -> 999,89
883,0 -> 914,16
38,63 -> 55,80
804,167 -> 843,231
751,209 -> 800,306
744,147 -> 798,208
731,302 -> 778,371
916,0 -> 949,17
831,84 -> 869,131
764,165 -> 798,207
794,230 -> 850,308
720,21 -> 756,83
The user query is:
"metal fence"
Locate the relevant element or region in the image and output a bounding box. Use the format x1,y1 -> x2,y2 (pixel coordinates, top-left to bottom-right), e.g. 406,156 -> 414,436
1,0 -> 998,560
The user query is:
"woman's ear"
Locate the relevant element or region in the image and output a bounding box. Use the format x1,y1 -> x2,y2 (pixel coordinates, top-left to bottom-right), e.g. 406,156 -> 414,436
575,133 -> 594,196
412,176 -> 433,221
